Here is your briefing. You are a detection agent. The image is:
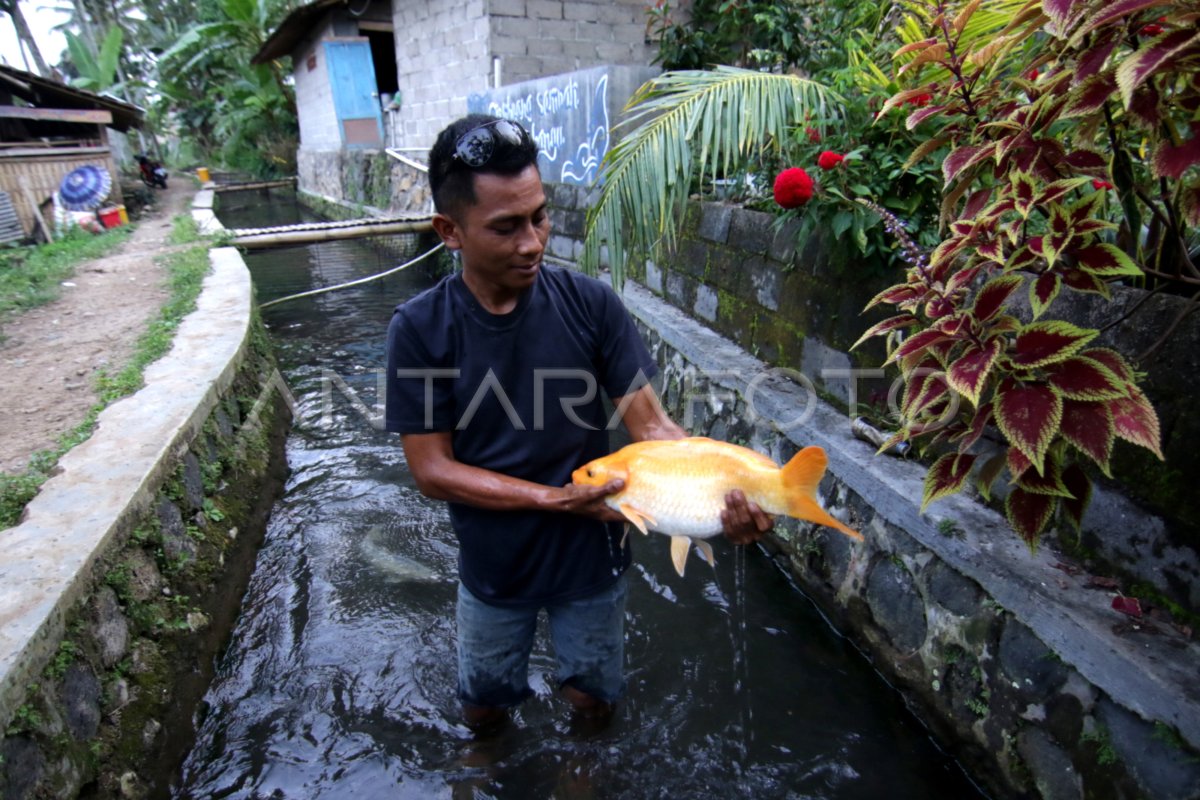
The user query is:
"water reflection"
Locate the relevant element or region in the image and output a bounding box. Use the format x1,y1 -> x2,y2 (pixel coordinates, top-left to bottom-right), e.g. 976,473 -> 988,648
175,190 -> 982,799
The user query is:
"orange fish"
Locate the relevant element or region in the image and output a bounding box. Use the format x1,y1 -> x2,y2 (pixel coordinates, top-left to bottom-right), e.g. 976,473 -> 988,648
572,437 -> 861,576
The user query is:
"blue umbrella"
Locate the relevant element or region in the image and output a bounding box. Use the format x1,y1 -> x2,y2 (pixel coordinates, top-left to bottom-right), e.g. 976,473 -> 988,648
58,164 -> 112,211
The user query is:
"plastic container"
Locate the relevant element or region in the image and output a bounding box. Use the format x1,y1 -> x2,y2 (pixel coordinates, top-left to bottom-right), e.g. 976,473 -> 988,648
197,166 -> 211,182
117,205 -> 128,224
98,206 -> 123,228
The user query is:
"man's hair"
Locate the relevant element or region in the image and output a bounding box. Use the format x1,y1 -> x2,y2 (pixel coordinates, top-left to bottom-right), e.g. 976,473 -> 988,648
428,114 -> 540,218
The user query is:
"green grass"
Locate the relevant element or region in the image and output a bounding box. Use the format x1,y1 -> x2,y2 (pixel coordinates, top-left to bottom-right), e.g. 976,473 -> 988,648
0,222 -> 212,529
0,227 -> 131,320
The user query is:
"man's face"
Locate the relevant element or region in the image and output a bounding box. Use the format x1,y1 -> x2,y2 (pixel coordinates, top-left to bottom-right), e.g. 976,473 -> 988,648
434,164 -> 550,299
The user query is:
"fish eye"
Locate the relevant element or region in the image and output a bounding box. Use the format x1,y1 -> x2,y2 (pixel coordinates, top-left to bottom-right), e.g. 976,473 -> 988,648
586,469 -> 594,477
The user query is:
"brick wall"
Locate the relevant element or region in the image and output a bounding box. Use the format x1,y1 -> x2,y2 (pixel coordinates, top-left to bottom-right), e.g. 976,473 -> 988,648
392,0 -> 491,150
391,0 -> 663,151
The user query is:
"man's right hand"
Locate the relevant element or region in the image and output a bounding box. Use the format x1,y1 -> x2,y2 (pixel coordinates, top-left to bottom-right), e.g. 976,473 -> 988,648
555,480 -> 626,522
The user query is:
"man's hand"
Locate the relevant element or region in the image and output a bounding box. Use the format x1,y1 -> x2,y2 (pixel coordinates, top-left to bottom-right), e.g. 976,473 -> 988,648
720,490 -> 774,545
556,480 -> 627,522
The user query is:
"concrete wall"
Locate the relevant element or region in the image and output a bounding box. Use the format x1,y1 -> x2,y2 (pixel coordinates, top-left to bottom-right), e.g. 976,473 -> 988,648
0,239 -> 291,798
624,280 -> 1200,800
294,19 -> 341,150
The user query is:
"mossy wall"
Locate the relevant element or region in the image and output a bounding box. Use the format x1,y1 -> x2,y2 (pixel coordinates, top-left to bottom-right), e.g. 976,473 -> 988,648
0,316 -> 290,799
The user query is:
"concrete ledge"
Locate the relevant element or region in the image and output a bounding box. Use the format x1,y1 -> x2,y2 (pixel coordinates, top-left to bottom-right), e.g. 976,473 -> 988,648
190,189 -> 220,235
0,245 -> 252,731
622,279 -> 1200,751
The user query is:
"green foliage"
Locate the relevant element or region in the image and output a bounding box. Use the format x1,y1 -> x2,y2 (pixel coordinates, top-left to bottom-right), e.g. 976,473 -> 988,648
45,640 -> 79,680
65,25 -> 124,92
582,66 -> 842,287
648,0 -> 888,73
855,0 -> 1180,546
5,701 -> 43,735
1082,726 -> 1120,766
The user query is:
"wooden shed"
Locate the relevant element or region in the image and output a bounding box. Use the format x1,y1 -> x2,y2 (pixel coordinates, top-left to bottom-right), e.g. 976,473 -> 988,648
0,64 -> 144,241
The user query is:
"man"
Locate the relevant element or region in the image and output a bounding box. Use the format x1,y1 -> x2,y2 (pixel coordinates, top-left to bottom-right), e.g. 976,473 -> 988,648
385,115 -> 771,732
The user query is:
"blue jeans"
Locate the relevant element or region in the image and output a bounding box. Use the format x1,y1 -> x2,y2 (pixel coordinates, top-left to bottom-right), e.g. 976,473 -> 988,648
456,573 -> 629,709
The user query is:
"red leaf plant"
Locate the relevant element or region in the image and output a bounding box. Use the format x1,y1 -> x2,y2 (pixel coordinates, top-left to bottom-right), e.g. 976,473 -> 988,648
852,0 -> 1183,546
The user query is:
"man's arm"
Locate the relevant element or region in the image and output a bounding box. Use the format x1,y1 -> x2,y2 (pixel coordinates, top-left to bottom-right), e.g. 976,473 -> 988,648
401,431 -> 624,521
612,384 -> 773,543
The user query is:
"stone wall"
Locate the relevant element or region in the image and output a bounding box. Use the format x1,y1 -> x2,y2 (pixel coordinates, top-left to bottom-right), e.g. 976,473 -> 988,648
0,249 -> 290,798
623,280 -> 1200,800
546,186 -> 1200,618
297,148 -> 432,215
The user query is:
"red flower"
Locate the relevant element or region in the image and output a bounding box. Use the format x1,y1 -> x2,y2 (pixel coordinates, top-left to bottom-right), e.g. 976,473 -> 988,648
805,126 -> 821,143
773,167 -> 814,209
1141,23 -> 1164,35
817,151 -> 845,170
1092,179 -> 1114,190
906,93 -> 933,107
1027,68 -> 1039,80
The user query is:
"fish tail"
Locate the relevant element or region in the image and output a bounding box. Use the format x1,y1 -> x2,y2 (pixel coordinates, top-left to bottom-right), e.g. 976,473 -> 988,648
780,446 -> 863,541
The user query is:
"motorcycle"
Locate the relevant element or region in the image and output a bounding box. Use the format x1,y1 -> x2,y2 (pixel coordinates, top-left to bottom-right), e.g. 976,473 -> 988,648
135,154 -> 168,189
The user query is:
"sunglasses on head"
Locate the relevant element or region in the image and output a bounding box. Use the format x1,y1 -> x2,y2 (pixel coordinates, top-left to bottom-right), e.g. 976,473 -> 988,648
453,119 -> 530,168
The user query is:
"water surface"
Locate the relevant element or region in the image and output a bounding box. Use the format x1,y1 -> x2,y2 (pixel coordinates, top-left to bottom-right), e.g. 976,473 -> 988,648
175,190 -> 983,799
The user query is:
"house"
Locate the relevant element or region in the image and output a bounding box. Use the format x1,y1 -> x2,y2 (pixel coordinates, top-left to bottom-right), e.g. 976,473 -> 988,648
253,0 -> 666,211
0,64 -> 144,240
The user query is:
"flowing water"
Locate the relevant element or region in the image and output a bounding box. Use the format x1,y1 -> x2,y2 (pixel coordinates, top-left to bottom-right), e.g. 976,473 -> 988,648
175,190 -> 984,799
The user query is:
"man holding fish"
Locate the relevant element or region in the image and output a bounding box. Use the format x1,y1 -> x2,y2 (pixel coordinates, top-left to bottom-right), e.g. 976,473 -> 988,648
385,115 -> 823,733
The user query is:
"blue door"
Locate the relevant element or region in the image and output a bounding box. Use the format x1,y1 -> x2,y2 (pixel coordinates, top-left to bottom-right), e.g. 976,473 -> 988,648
325,40 -> 384,147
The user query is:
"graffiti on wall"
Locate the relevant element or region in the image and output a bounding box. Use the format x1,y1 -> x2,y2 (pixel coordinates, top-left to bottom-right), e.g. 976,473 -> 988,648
468,70 -> 610,186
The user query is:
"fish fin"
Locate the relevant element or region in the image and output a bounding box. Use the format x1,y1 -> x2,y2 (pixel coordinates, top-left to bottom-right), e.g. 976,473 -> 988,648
781,446 -> 863,542
670,536 -> 691,576
695,539 -> 716,568
618,503 -> 656,536
620,524 -> 630,548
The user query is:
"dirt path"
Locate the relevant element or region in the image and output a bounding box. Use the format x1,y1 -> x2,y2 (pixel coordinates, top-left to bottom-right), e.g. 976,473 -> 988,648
0,180 -> 193,474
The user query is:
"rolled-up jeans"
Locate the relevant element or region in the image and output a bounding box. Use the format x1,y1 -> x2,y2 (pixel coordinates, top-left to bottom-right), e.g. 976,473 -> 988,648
455,573 -> 629,709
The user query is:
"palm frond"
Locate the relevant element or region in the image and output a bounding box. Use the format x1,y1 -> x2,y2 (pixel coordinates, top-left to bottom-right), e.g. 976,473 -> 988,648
582,66 -> 843,288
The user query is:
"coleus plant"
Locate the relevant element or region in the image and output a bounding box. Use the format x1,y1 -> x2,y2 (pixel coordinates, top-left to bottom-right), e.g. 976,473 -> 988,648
852,0 -> 1195,543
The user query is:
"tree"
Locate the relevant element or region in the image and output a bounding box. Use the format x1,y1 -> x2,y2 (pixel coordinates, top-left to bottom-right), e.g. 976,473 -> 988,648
1,0 -> 50,75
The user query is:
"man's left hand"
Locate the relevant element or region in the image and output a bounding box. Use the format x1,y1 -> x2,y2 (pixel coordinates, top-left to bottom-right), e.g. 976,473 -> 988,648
720,490 -> 774,545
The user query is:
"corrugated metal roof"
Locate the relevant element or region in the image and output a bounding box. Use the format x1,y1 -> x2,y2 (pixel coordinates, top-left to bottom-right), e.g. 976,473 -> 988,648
0,64 -> 144,132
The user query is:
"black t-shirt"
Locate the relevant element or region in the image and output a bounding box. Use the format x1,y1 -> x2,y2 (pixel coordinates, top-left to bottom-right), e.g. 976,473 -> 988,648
385,265 -> 656,606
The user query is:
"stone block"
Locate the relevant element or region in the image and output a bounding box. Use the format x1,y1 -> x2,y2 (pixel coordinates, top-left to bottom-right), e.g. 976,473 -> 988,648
157,496 -> 197,565
490,0 -> 525,15
1017,728 -> 1083,800
645,260 -> 663,294
558,209 -> 586,238
0,735 -> 44,800
527,0 -> 563,19
998,618 -> 1069,699
1097,698 -> 1200,800
864,557 -> 928,652
728,207 -> 774,254
800,338 -> 854,406
59,664 -> 101,741
93,587 -> 129,668
925,559 -> 983,616
666,271 -> 689,310
548,234 -> 576,259
698,203 -> 732,244
182,451 -> 205,512
769,218 -> 803,264
538,18 -> 574,40
750,259 -> 781,311
693,283 -> 718,322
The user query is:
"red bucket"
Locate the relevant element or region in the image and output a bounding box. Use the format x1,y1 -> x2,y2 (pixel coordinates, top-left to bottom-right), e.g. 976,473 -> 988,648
98,206 -> 123,228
